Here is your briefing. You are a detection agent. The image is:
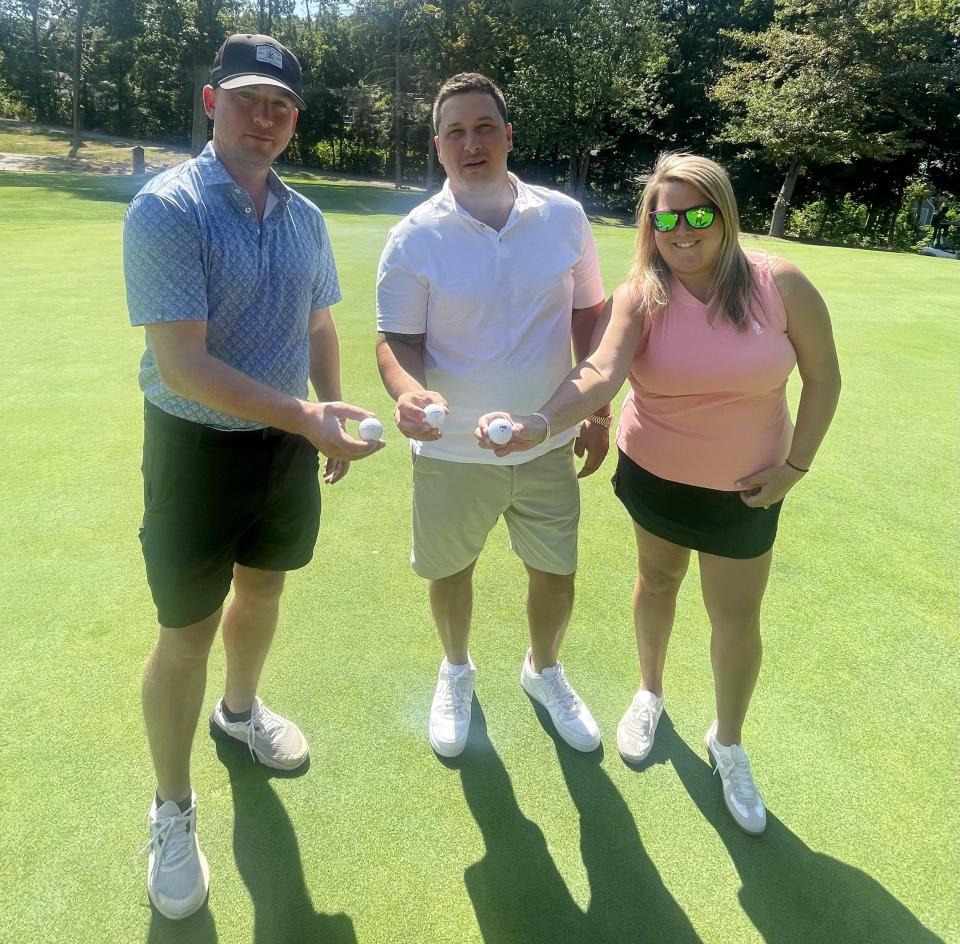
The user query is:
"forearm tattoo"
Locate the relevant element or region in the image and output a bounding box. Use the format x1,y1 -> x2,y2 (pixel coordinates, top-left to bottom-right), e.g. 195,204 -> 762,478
379,331 -> 425,347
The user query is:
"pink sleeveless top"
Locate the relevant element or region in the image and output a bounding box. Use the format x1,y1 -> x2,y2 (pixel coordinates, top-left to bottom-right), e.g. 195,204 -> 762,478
616,252 -> 797,491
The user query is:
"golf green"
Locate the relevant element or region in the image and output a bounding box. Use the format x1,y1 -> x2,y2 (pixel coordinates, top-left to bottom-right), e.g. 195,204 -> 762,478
0,170 -> 956,944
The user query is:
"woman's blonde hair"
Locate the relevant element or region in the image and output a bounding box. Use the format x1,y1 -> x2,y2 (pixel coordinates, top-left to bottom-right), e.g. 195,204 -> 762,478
629,152 -> 755,330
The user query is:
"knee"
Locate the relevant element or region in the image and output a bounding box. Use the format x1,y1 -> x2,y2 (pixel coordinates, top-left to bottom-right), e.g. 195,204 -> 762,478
233,566 -> 285,606
154,617 -> 219,664
431,561 -> 476,590
708,610 -> 762,644
636,564 -> 684,601
527,567 -> 575,595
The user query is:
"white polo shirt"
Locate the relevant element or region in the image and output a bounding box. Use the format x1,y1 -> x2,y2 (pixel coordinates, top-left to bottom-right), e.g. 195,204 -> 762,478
376,174 -> 605,464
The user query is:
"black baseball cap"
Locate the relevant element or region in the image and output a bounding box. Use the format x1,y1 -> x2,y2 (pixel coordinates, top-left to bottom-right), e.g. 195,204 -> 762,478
210,33 -> 306,109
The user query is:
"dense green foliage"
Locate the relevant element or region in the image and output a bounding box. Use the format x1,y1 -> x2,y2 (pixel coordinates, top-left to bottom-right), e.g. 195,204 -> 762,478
1,0 -> 958,244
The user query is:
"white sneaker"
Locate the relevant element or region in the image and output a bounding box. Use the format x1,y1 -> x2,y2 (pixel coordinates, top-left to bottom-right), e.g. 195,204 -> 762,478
142,792 -> 209,920
705,721 -> 767,835
616,688 -> 664,763
210,697 -> 309,770
520,650 -> 600,752
428,657 -> 476,758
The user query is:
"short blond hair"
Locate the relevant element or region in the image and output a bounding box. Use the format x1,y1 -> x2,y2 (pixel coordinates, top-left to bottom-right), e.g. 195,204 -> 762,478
630,152 -> 755,329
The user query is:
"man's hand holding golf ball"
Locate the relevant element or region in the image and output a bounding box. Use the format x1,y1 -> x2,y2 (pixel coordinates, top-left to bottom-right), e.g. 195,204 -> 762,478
295,401 -> 386,485
393,391 -> 449,441
475,411 -> 549,456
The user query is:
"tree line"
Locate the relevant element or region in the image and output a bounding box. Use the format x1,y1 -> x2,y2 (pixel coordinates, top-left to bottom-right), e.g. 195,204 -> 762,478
1,0 -> 957,248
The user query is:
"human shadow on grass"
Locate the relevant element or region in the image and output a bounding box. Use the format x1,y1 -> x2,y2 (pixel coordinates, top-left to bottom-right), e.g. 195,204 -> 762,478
211,738 -> 357,944
145,894 -> 218,944
655,715 -> 945,944
0,168 -> 143,203
445,698 -> 702,944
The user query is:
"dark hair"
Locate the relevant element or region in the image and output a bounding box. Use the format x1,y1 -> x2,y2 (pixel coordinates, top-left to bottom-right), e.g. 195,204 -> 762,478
432,73 -> 507,133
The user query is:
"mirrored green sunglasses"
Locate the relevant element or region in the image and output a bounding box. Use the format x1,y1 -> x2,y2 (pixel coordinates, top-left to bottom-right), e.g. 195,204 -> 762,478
648,205 -> 717,232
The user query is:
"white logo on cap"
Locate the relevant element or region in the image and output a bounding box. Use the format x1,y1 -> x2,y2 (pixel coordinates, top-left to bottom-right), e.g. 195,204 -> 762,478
255,44 -> 283,69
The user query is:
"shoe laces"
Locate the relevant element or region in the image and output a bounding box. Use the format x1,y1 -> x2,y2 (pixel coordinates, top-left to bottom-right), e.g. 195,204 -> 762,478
713,742 -> 760,803
140,801 -> 196,880
435,673 -> 471,718
624,696 -> 658,740
540,665 -> 581,723
246,700 -> 285,761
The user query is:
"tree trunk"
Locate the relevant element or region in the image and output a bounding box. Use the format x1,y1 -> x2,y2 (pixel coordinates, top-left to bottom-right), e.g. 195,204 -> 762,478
566,153 -> 576,193
69,1 -> 90,158
768,156 -> 801,237
815,194 -> 834,241
574,150 -> 591,201
190,55 -> 208,156
28,2 -> 44,121
886,178 -> 905,247
393,8 -> 402,190
425,125 -> 435,189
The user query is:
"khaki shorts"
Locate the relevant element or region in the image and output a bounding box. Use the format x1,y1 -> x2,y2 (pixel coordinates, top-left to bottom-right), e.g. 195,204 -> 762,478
411,444 -> 579,579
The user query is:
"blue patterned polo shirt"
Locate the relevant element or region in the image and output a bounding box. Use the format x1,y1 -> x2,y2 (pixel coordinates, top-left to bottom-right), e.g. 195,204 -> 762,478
123,142 -> 341,429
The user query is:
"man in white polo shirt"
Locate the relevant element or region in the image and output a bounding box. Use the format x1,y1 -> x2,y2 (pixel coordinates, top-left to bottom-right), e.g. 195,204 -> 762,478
375,73 -> 610,758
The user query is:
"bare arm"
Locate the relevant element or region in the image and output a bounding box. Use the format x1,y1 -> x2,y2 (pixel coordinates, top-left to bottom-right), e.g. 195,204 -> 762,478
735,258 -> 841,506
569,299 -> 612,476
777,259 -> 841,469
146,319 -> 382,461
477,283 -> 644,456
375,331 -> 446,441
309,307 -> 342,402
308,307 -> 358,484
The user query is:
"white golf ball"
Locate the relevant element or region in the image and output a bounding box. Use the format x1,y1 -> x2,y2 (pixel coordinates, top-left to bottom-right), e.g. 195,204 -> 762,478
358,417 -> 383,442
487,418 -> 514,446
424,403 -> 446,429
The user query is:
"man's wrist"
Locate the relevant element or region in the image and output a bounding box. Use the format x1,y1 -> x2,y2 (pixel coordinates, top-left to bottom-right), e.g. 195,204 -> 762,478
530,412 -> 551,444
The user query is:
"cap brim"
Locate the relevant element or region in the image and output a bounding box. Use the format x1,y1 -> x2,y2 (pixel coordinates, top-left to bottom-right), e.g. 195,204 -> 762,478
218,74 -> 305,110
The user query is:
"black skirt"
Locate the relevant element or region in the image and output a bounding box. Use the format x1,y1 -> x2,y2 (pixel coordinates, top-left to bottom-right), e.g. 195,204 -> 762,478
612,449 -> 782,559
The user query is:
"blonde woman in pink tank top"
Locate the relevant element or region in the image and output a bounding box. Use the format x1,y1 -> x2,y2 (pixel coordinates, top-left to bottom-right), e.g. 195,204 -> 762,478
477,153 -> 841,836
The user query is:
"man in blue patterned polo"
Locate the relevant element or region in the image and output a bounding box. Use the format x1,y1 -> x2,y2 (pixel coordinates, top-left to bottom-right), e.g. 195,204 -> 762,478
123,33 -> 383,920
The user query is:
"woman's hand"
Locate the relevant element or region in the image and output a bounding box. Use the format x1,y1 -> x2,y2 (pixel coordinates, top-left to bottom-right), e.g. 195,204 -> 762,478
736,462 -> 806,508
475,412 -> 546,456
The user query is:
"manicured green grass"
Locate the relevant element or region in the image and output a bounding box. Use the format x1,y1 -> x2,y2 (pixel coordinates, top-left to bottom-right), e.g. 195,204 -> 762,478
0,169 -> 957,944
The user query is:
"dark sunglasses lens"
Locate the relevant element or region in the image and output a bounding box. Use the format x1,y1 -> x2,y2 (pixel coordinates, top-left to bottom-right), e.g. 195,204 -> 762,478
652,212 -> 679,232
685,207 -> 715,228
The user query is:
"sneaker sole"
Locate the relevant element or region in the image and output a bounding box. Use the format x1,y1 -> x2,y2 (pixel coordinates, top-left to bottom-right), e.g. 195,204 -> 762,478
208,716 -> 309,772
428,728 -> 468,758
616,710 -> 660,765
704,736 -> 767,836
616,737 -> 654,765
520,680 -> 601,753
147,852 -> 210,920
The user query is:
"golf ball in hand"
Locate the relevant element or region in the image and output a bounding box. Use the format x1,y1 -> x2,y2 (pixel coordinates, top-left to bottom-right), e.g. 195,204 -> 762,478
487,418 -> 514,446
424,403 -> 446,429
358,417 -> 383,442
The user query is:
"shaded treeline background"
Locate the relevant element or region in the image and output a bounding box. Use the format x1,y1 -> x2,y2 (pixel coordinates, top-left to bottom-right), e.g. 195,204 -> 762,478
1,0 -> 957,247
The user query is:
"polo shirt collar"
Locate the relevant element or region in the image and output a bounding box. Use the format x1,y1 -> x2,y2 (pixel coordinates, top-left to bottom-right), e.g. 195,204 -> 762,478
436,172 -> 546,223
195,141 -> 293,206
